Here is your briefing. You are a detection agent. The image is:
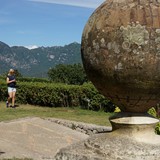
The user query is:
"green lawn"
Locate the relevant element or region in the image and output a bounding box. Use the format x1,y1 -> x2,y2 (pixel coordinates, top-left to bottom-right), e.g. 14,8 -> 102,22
0,102 -> 112,126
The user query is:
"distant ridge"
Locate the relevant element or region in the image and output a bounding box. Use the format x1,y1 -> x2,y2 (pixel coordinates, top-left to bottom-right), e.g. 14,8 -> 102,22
0,41 -> 81,77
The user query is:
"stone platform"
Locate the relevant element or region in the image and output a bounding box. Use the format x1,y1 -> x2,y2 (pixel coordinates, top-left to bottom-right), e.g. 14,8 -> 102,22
0,117 -> 89,160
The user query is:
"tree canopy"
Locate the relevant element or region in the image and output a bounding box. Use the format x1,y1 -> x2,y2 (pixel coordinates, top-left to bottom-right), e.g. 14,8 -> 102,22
47,63 -> 88,85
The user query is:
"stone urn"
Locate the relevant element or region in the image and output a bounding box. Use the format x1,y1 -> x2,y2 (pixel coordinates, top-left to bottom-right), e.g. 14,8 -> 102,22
81,0 -> 160,113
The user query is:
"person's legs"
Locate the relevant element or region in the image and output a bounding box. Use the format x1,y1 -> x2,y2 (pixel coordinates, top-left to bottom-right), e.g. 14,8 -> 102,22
11,91 -> 16,107
6,92 -> 12,107
6,87 -> 16,108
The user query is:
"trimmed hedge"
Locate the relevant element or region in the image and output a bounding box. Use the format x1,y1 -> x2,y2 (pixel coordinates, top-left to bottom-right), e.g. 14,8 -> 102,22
0,80 -> 114,111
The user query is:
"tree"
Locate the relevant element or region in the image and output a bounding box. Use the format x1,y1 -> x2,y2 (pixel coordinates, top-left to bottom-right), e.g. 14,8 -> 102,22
48,63 -> 88,85
14,69 -> 23,77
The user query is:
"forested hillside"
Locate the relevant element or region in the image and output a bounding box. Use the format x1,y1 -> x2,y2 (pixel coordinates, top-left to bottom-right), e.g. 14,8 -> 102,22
0,41 -> 81,77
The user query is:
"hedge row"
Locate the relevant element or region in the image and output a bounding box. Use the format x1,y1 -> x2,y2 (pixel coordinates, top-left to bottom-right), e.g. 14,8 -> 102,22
0,80 -> 114,111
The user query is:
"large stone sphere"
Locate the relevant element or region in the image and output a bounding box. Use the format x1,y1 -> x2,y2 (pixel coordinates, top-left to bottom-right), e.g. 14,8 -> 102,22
81,0 -> 160,113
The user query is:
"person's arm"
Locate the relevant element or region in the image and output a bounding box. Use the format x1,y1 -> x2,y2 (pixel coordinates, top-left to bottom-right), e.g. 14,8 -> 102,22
6,77 -> 16,84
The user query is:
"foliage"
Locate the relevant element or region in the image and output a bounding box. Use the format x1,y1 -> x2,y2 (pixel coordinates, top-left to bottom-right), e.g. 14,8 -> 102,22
155,122 -> 160,135
148,107 -> 160,135
48,63 -> 88,85
17,77 -> 50,83
14,69 -> 23,77
114,107 -> 121,112
148,107 -> 157,118
0,78 -> 114,112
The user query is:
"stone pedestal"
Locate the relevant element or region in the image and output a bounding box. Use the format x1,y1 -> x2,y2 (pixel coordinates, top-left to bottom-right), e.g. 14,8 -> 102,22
54,114 -> 160,160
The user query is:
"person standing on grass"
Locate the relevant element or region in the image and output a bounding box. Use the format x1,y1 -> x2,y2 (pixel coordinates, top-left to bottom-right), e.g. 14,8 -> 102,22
6,69 -> 16,108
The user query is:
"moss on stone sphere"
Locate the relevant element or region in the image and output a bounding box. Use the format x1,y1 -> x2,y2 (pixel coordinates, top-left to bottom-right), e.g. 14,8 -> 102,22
81,0 -> 160,112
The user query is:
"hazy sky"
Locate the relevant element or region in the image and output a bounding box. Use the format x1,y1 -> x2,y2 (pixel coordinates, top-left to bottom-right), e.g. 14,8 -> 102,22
0,0 -> 105,48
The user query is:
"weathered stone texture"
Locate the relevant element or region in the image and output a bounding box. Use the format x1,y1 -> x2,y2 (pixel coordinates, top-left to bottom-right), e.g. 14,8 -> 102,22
81,0 -> 160,113
54,131 -> 160,160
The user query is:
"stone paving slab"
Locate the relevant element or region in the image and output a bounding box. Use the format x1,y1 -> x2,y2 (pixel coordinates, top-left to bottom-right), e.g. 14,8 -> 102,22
0,117 -> 89,160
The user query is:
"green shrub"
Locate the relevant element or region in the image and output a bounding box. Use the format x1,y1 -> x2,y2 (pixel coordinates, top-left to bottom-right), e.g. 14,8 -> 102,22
155,122 -> 160,135
148,107 -> 157,118
0,80 -> 113,112
148,107 -> 160,135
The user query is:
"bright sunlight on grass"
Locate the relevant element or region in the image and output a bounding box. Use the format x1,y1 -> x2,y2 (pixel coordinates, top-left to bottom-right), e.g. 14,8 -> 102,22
0,102 -> 112,126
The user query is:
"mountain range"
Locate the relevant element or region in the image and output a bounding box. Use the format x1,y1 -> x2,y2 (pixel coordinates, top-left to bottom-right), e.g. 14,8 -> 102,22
0,41 -> 82,77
